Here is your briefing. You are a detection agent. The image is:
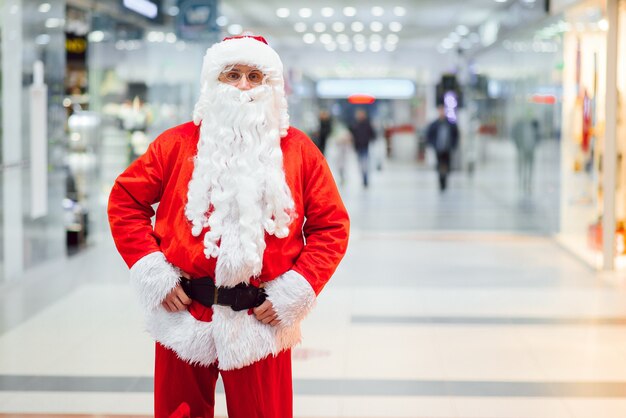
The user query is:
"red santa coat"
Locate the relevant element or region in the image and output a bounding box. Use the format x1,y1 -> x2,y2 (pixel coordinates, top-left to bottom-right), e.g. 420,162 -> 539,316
108,121 -> 349,370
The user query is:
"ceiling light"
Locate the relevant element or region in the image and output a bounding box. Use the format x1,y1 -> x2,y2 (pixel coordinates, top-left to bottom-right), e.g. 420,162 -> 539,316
598,19 -> 609,31
386,34 -> 399,44
216,16 -> 228,26
227,24 -> 242,35
167,6 -> 179,16
353,34 -> 366,44
393,6 -> 406,16
294,22 -> 307,32
441,39 -> 455,49
276,8 -> 290,18
299,8 -> 312,18
351,21 -> 364,32
166,32 -> 177,43
370,42 -> 382,52
314,22 -> 326,32
371,6 -> 384,16
343,7 -> 357,17
339,43 -> 352,51
325,42 -> 337,51
88,31 -> 105,42
147,31 -> 163,42
38,3 -> 51,13
332,22 -> 345,32
370,21 -> 384,32
370,34 -> 383,43
495,0 -> 507,2
303,33 -> 316,44
45,18 -> 63,28
456,25 -> 469,36
336,34 -> 350,44
320,33 -> 333,44
321,7 -> 334,17
389,22 -> 403,32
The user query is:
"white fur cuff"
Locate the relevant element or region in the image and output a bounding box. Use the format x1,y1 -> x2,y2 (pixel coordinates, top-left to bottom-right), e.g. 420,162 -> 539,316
129,252 -> 180,311
265,270 -> 316,328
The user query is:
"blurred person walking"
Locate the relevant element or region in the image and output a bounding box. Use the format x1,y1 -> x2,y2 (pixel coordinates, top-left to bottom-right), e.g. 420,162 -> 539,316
329,119 -> 353,186
108,35 -> 350,418
317,109 -> 333,155
426,105 -> 459,191
350,109 -> 377,188
512,116 -> 540,196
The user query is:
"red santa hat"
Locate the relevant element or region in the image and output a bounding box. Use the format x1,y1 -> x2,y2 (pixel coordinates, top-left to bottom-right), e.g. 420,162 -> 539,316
194,35 -> 289,135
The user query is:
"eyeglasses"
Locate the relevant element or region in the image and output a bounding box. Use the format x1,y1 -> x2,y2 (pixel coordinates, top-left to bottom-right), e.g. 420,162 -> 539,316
219,69 -> 265,86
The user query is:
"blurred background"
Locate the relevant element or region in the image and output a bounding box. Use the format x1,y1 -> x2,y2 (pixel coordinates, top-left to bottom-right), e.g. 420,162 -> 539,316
1,0 -> 626,417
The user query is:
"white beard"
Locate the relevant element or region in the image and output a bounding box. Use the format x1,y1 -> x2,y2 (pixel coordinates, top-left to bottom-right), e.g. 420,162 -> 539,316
185,83 -> 295,287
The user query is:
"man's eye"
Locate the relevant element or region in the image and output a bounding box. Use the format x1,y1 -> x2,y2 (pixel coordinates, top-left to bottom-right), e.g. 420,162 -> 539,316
226,72 -> 241,80
249,72 -> 263,82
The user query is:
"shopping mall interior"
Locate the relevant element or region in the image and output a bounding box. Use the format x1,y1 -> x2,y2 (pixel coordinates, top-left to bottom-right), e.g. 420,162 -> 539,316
2,0 -> 626,416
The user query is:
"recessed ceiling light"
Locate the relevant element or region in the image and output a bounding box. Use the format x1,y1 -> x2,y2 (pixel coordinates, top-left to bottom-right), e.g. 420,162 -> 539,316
216,16 -> 228,26
389,22 -> 403,32
38,3 -> 51,13
370,42 -> 382,52
353,34 -> 366,44
393,6 -> 406,16
299,8 -> 312,18
321,7 -> 334,17
336,34 -> 350,44
314,22 -> 326,32
45,18 -> 63,28
303,33 -> 316,44
456,25 -> 469,36
343,7 -> 357,17
332,22 -> 345,32
294,22 -> 307,32
276,8 -> 290,18
370,21 -> 384,32
386,34 -> 399,44
351,21 -> 364,32
167,6 -> 179,16
320,33 -> 333,44
371,6 -> 384,16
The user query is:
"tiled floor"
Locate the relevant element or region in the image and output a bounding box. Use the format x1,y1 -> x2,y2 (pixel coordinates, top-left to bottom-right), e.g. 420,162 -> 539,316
1,138 -> 626,417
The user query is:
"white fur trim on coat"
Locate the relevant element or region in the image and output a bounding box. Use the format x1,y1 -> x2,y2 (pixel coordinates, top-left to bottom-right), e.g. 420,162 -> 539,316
131,258 -> 315,370
129,252 -> 180,311
265,270 -> 317,328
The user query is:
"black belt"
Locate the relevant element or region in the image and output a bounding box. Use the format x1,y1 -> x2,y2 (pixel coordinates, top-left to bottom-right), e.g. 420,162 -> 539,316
180,277 -> 266,312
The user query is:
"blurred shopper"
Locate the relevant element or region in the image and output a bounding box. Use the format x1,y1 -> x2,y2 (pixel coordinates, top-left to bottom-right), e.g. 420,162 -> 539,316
350,109 -> 377,188
426,105 -> 459,191
317,109 -> 333,155
108,35 -> 350,418
329,119 -> 353,186
512,116 -> 540,196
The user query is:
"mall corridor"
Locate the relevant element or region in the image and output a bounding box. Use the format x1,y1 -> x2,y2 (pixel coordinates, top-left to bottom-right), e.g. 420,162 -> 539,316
1,138 -> 626,417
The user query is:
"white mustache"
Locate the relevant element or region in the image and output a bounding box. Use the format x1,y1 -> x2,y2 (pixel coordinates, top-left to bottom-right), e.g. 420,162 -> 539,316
220,84 -> 271,104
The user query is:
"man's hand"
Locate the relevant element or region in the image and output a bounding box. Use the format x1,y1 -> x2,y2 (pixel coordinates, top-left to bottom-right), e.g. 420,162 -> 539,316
253,300 -> 280,326
162,282 -> 192,312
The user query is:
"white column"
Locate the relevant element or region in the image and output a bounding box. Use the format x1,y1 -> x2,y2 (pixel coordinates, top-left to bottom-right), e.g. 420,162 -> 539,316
2,0 -> 24,280
603,0 -> 618,270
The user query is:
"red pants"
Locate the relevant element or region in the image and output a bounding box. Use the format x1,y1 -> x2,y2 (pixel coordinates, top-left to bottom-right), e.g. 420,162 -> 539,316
154,343 -> 293,418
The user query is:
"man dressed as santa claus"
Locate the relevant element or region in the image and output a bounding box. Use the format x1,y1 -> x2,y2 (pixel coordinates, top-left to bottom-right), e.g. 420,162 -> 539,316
108,35 -> 349,417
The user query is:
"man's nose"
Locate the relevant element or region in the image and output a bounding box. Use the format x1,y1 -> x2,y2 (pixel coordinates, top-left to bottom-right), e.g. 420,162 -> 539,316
236,75 -> 252,91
